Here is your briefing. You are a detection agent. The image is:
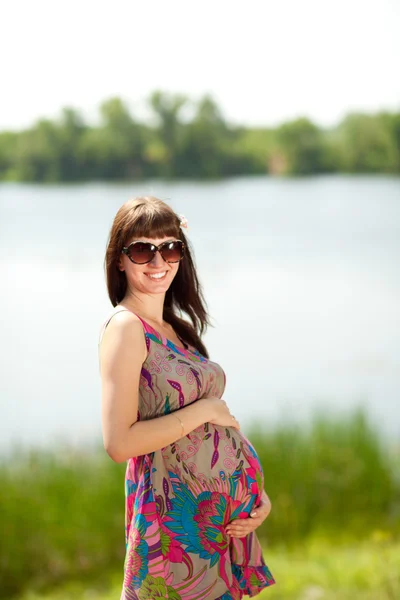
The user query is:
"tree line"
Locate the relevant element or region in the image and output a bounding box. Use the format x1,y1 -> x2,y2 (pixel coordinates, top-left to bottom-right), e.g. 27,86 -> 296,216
0,91 -> 399,181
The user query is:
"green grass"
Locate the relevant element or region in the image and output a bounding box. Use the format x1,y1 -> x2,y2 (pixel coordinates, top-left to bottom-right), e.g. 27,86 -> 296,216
262,536 -> 400,600
0,450 -> 127,597
1,407 -> 399,599
18,539 -> 400,600
246,406 -> 400,546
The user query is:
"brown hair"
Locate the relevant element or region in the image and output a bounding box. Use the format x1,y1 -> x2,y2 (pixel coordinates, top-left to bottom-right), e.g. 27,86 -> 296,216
104,196 -> 211,357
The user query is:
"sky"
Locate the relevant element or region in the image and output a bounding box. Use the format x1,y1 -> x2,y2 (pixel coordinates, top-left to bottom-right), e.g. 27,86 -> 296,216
2,0 -> 399,131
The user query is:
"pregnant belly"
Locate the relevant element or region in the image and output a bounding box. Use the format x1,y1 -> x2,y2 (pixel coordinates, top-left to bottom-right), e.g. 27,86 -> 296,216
160,422 -> 264,506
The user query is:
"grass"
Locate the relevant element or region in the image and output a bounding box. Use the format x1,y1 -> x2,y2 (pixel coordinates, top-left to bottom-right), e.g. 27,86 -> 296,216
18,538 -> 400,600
1,407 -> 399,599
263,537 -> 400,600
246,406 -> 400,546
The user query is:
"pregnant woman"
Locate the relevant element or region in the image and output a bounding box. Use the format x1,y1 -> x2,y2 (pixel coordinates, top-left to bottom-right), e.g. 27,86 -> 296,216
98,197 -> 276,599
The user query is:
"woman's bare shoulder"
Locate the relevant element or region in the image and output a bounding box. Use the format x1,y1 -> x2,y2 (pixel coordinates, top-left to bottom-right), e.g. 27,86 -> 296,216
99,308 -> 147,353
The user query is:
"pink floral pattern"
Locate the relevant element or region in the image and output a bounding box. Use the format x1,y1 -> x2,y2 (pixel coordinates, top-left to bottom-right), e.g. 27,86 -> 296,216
102,310 -> 276,599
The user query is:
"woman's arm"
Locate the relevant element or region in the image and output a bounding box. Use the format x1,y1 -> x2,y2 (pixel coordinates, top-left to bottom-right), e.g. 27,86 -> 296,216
99,310 -> 215,463
120,401 -> 213,462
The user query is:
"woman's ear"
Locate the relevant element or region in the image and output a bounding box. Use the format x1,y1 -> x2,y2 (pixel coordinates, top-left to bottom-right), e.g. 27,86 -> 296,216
118,258 -> 125,272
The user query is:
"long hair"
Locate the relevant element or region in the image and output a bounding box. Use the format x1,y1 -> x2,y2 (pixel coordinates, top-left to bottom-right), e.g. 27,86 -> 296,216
104,196 -> 211,357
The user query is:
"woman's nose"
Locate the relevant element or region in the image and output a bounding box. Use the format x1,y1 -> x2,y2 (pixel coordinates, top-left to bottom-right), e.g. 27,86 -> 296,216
149,250 -> 165,267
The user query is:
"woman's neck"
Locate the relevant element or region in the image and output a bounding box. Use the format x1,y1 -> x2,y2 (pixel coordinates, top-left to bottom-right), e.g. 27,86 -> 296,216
120,293 -> 166,327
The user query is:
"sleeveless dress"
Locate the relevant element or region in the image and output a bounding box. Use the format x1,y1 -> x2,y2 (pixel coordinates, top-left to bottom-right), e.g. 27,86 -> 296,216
100,309 -> 276,600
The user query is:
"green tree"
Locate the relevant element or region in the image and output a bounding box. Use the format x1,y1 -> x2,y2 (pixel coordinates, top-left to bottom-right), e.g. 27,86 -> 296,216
176,95 -> 236,177
78,97 -> 146,179
0,94 -> 399,181
148,91 -> 188,177
57,107 -> 87,181
15,119 -> 62,182
337,113 -> 398,173
232,128 -> 277,174
0,131 -> 19,180
275,118 -> 328,175
376,111 -> 400,173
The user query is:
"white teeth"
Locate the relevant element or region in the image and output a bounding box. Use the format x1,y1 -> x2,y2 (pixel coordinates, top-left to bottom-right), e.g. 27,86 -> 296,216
146,272 -> 167,279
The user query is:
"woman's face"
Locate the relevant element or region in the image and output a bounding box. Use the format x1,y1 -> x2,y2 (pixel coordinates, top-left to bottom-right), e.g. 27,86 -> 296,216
119,235 -> 182,295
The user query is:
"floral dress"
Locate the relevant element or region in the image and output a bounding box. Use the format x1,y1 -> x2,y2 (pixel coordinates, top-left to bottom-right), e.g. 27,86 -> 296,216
100,309 -> 276,600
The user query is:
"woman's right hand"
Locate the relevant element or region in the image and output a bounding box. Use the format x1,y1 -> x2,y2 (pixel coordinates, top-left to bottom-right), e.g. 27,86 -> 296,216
204,397 -> 241,430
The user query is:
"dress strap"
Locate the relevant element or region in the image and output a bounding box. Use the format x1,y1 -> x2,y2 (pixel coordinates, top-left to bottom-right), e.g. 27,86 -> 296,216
98,308 -> 149,348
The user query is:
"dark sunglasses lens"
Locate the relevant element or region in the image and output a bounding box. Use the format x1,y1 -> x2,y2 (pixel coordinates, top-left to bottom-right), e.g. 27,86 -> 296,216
128,242 -> 155,264
161,241 -> 184,263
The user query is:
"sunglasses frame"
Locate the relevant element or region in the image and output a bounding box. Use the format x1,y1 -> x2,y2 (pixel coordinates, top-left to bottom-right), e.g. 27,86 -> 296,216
121,239 -> 185,265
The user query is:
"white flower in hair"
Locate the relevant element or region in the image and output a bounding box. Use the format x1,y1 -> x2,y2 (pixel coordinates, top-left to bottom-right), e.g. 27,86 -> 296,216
179,214 -> 189,229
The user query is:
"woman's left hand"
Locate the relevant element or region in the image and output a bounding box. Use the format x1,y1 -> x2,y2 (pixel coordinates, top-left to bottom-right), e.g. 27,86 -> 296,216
225,490 -> 272,539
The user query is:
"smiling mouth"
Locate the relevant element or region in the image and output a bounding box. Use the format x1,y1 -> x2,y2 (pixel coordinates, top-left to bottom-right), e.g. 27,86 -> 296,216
145,271 -> 168,280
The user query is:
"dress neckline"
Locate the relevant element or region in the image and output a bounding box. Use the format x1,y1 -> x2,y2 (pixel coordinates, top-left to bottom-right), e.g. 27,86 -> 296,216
145,320 -> 190,352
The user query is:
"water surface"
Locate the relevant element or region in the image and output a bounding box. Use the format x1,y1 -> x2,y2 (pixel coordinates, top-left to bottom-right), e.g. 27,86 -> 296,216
1,175 -> 399,452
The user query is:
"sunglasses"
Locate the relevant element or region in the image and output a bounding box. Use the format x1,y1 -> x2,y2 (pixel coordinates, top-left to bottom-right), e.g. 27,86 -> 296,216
122,240 -> 185,265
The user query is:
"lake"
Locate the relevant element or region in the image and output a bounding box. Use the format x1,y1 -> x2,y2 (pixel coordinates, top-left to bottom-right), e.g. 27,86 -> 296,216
1,175 -> 399,453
